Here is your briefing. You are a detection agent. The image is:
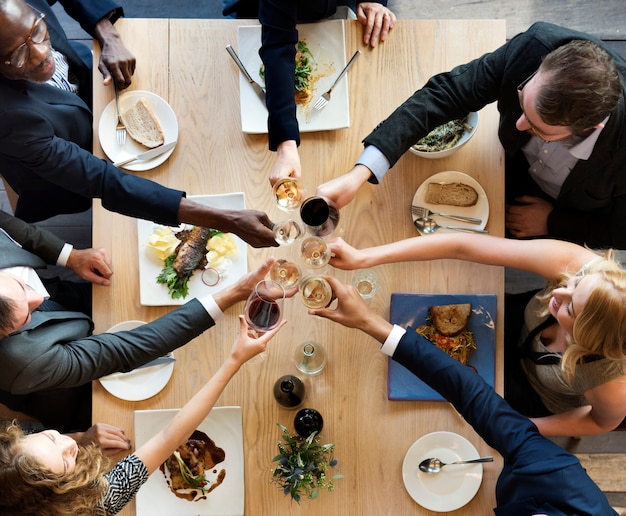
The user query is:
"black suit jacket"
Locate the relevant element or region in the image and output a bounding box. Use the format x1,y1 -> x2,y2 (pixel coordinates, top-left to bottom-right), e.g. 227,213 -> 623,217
0,0 -> 184,223
363,22 -> 626,248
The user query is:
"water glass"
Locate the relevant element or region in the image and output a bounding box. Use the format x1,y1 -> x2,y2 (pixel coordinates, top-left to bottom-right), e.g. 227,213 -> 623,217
351,269 -> 379,299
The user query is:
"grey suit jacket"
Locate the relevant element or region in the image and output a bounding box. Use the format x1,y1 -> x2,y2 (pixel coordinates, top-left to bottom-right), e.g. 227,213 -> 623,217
0,210 -> 217,395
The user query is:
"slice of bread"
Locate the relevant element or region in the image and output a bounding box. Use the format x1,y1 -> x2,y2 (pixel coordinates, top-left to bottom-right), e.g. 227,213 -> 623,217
429,303 -> 471,336
425,182 -> 478,207
121,98 -> 165,148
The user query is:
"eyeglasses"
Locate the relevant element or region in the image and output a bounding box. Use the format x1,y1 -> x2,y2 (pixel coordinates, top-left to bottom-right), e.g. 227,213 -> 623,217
516,71 -> 572,141
3,7 -> 48,69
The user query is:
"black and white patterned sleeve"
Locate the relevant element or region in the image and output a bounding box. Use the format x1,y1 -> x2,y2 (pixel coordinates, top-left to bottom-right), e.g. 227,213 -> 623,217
100,454 -> 150,515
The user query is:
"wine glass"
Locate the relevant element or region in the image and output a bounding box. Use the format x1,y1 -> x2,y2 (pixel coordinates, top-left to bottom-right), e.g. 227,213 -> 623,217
299,196 -> 339,236
300,236 -> 330,269
273,178 -> 305,212
269,259 -> 301,289
273,219 -> 304,246
299,275 -> 333,309
244,280 -> 285,338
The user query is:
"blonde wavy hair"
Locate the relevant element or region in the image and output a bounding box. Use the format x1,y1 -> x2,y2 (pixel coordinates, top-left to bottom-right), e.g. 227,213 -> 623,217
539,250 -> 626,381
0,421 -> 109,516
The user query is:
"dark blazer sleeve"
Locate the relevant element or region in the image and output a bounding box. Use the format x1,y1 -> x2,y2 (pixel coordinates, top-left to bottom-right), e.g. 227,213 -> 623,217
0,210 -> 65,264
1,299 -> 216,394
393,330 -> 615,514
51,0 -> 124,34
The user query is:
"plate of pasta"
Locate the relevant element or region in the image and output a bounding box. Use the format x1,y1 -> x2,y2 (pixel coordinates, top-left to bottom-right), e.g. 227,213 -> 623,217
235,20 -> 350,133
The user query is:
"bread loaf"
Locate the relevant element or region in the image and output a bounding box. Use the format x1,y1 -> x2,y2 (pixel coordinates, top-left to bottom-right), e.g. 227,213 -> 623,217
429,303 -> 471,336
425,182 -> 478,207
121,98 -> 165,148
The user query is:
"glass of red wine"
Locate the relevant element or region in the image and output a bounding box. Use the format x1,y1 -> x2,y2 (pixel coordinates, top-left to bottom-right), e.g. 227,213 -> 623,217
299,196 -> 340,237
244,280 -> 285,339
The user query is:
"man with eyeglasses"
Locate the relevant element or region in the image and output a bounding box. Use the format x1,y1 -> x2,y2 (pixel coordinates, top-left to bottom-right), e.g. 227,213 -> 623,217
314,22 -> 626,249
0,0 -> 278,248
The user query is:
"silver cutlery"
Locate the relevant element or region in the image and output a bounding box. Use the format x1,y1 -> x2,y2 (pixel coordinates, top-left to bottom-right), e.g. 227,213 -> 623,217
313,50 -> 361,111
414,217 -> 488,234
419,456 -> 493,474
113,140 -> 177,167
410,205 -> 482,224
225,44 -> 266,106
113,83 -> 126,145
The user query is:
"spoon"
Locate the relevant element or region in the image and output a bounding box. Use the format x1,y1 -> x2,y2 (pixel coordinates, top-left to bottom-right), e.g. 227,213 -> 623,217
414,217 -> 489,234
418,456 -> 494,474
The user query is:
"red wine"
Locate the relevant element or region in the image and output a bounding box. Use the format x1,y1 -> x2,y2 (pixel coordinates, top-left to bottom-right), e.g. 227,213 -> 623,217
299,196 -> 339,236
246,296 -> 280,330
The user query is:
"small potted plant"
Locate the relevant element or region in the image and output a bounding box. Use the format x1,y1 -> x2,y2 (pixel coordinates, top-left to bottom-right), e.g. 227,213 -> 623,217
271,423 -> 342,503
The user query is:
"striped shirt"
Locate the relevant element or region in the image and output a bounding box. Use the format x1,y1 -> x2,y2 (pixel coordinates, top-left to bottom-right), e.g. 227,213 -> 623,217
45,48 -> 79,94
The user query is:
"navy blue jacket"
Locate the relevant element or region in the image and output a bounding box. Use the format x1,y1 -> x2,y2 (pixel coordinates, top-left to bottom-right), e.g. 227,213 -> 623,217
395,329 -> 617,515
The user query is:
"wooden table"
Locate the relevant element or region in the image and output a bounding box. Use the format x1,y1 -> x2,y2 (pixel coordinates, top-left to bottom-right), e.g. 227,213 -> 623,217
92,18 -> 506,515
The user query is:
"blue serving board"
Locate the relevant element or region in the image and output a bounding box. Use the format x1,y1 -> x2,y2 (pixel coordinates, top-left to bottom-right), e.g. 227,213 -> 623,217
388,293 -> 496,401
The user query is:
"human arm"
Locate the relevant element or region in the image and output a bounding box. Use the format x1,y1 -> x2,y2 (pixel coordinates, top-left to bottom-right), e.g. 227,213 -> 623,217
269,140 -> 301,186
531,376 -> 626,436
355,2 -> 395,48
67,423 -> 131,456
326,234 -> 599,280
135,315 -> 286,475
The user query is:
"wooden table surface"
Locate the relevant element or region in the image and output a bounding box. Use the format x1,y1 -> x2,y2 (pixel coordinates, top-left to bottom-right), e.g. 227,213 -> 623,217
92,18 -> 506,515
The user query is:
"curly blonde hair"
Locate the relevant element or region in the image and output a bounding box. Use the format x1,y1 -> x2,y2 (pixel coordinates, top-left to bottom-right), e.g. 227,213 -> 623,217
539,250 -> 626,381
0,421 -> 109,516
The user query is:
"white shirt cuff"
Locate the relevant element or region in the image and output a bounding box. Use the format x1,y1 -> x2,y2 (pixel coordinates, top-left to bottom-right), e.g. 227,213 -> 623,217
356,145 -> 391,184
56,243 -> 73,266
198,295 -> 224,321
380,324 -> 406,356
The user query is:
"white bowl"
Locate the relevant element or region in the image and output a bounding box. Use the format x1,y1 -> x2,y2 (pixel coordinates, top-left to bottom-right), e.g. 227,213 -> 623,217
409,111 -> 479,159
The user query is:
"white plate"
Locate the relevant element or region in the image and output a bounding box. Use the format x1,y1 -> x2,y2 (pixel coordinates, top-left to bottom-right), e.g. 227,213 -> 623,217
236,20 -> 350,134
99,321 -> 175,401
402,431 -> 483,512
99,90 -> 178,171
135,407 -> 244,516
412,171 -> 489,234
137,193 -> 248,306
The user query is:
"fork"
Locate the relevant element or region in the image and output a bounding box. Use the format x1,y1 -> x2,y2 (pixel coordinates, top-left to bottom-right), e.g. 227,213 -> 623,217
313,50 -> 361,111
410,205 -> 482,224
113,83 -> 126,146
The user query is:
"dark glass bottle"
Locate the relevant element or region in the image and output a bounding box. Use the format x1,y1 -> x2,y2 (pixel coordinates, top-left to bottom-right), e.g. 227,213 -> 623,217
294,408 -> 324,438
299,196 -> 339,237
273,375 -> 305,409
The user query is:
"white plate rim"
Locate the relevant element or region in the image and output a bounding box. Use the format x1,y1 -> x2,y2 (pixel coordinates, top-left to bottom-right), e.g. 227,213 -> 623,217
134,406 -> 244,515
236,20 -> 349,134
412,171 -> 489,234
98,320 -> 175,401
137,193 -> 248,306
98,90 -> 178,171
402,431 -> 483,512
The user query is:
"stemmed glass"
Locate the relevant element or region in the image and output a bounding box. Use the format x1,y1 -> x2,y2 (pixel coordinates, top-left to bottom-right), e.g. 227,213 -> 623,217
299,275 -> 333,309
244,280 -> 285,338
300,236 -> 330,269
269,259 -> 301,289
273,178 -> 305,212
273,219 -> 304,246
299,196 -> 340,236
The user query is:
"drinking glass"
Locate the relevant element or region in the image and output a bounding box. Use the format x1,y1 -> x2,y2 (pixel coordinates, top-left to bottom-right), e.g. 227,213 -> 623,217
273,219 -> 304,246
244,280 -> 285,337
269,259 -> 301,289
273,178 -> 305,212
294,341 -> 327,375
351,269 -> 379,299
300,236 -> 330,269
299,196 -> 339,237
299,275 -> 333,309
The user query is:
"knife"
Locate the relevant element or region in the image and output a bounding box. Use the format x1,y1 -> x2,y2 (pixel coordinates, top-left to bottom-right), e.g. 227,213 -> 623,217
226,44 -> 266,106
113,140 -> 177,167
136,356 -> 176,370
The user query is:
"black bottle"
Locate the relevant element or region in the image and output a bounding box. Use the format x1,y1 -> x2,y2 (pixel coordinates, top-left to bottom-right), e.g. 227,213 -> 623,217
294,408 -> 324,438
273,375 -> 305,409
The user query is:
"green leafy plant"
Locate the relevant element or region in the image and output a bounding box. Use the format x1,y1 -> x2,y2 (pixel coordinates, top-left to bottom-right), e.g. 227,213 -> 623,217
271,423 -> 342,503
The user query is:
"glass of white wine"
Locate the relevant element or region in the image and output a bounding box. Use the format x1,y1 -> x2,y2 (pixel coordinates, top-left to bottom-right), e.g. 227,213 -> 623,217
300,236 -> 330,269
273,178 -> 305,212
299,275 -> 333,309
273,219 -> 304,245
269,259 -> 301,289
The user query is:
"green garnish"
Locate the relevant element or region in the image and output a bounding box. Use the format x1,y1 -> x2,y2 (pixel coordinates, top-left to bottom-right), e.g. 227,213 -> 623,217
295,41 -> 314,93
156,254 -> 190,299
172,451 -> 209,492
